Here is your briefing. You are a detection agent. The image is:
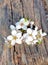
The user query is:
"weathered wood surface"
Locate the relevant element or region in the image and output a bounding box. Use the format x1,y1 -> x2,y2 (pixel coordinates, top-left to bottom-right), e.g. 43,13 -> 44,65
0,0 -> 48,65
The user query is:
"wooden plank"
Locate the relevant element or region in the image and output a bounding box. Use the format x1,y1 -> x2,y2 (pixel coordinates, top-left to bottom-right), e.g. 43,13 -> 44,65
11,47 -> 15,65
34,0 -> 41,29
0,0 -> 23,65
36,0 -> 48,64
43,37 -> 48,55
11,0 -> 36,65
34,0 -> 47,57
42,0 -> 48,10
33,0 -> 48,64
28,0 -> 41,56
36,0 -> 47,56
39,0 -> 48,33
20,0 -> 37,65
37,0 -> 48,56
41,0 -> 48,60
11,0 -> 23,65
0,0 -> 14,65
18,44 -> 27,65
21,0 -> 35,20
23,43 -> 31,56
0,0 -> 11,37
42,0 -> 48,33
15,44 -> 26,65
0,35 -> 4,65
11,0 -> 23,24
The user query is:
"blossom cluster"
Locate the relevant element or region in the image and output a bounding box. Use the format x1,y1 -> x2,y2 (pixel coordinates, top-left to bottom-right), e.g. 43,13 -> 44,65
5,18 -> 47,47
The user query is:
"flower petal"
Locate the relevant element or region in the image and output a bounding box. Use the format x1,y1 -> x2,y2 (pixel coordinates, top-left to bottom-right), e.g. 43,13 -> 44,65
33,35 -> 36,39
19,18 -> 25,23
32,30 -> 38,36
39,29 -> 47,36
27,36 -> 33,41
15,22 -> 20,26
21,36 -> 23,40
24,21 -> 29,26
11,40 -> 16,46
22,25 -> 27,30
16,39 -> 22,44
16,32 -> 22,38
23,33 -> 27,38
7,35 -> 13,41
11,30 -> 17,36
39,29 -> 42,35
30,21 -> 34,25
27,28 -> 32,34
33,40 -> 38,44
30,21 -> 34,28
25,40 -> 31,45
42,33 -> 47,36
31,42 -> 34,45
16,25 -> 22,29
10,25 -> 15,30
35,26 -> 38,31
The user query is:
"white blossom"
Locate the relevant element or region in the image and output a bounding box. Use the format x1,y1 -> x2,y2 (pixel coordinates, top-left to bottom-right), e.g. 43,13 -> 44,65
19,18 -> 25,23
22,25 -> 27,30
23,33 -> 28,38
16,32 -> 22,38
16,39 -> 22,44
11,30 -> 17,36
27,28 -> 32,34
5,18 -> 47,47
35,26 -> 38,31
10,25 -> 15,30
39,29 -> 47,37
27,36 -> 33,41
32,30 -> 38,39
11,40 -> 16,46
16,18 -> 29,30
16,22 -> 22,29
33,40 -> 38,44
7,35 -> 13,41
30,21 -> 34,25
16,21 -> 27,30
19,18 -> 29,25
25,39 -> 31,45
30,21 -> 34,28
24,20 -> 29,26
42,33 -> 47,36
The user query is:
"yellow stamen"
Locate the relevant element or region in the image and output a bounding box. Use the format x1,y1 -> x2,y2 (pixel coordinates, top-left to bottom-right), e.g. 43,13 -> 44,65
13,36 -> 17,40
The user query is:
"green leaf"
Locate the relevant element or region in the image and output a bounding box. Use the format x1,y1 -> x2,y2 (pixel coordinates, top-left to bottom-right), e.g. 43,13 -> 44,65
37,40 -> 42,44
20,29 -> 26,33
24,18 -> 28,22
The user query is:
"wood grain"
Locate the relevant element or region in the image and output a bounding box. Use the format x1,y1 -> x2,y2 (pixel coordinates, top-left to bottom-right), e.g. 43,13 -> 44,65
0,0 -> 48,65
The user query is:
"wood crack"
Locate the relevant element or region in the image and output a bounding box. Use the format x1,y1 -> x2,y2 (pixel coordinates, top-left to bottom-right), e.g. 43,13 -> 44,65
20,0 -> 24,17
43,38 -> 48,56
10,0 -> 14,25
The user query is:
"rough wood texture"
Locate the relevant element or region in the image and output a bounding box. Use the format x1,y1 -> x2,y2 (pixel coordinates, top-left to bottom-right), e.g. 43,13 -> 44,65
0,0 -> 48,65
